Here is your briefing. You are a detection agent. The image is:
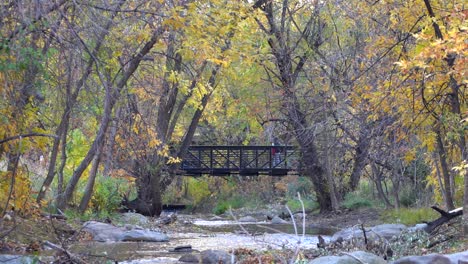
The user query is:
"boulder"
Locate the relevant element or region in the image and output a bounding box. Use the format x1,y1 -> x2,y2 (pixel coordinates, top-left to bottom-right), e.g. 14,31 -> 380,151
392,250 -> 468,264
0,255 -> 35,264
200,250 -> 232,264
118,229 -> 169,242
392,254 -> 451,264
179,254 -> 200,263
370,224 -> 407,240
408,223 -> 428,232
120,212 -> 149,226
120,257 -> 179,263
83,221 -> 125,242
330,227 -> 363,243
331,224 -> 407,243
271,216 -> 288,224
83,221 -> 169,242
309,251 -> 386,264
308,256 -> 343,264
238,216 -> 257,222
446,251 -> 468,263
124,224 -> 144,230
294,213 -> 306,220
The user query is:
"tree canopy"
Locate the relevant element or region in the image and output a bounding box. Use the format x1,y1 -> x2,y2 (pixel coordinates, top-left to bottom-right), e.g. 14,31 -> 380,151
0,0 -> 466,231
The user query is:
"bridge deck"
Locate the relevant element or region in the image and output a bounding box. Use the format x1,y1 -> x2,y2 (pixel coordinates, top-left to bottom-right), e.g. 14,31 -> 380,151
181,146 -> 298,176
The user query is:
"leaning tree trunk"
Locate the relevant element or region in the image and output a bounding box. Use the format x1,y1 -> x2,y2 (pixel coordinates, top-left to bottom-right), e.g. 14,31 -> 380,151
78,149 -> 102,213
56,27 -> 165,209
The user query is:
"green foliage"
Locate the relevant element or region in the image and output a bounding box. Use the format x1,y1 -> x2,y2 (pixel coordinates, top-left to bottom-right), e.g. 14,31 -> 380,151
186,178 -> 211,207
381,208 -> 438,225
342,192 -> 373,210
213,202 -> 229,215
66,129 -> 92,171
213,196 -> 246,215
89,176 -> 133,214
64,207 -> 118,222
286,197 -> 318,212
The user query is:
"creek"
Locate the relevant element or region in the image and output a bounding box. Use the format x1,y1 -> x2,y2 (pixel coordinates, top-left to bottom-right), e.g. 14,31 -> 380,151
70,216 -> 335,263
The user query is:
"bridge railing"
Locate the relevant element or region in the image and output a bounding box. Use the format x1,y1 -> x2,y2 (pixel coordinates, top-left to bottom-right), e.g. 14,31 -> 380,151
181,145 -> 298,176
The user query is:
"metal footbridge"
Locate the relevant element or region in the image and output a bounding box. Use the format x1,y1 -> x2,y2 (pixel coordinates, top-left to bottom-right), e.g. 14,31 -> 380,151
181,146 -> 298,176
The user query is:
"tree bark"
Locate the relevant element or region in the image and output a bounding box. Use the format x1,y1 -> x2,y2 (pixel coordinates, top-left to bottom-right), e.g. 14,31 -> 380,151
436,130 -> 455,210
78,150 -> 102,213
150,172 -> 162,217
323,116 -> 339,210
103,107 -> 121,177
56,119 -> 70,203
301,144 -> 332,212
371,162 -> 393,208
464,171 -> 468,236
349,132 -> 370,191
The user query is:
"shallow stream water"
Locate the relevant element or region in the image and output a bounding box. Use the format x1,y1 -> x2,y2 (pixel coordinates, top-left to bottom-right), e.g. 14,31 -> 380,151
70,217 -> 335,263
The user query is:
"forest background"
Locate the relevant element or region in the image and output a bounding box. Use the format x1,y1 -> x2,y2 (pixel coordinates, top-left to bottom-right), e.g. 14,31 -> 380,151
0,0 -> 466,234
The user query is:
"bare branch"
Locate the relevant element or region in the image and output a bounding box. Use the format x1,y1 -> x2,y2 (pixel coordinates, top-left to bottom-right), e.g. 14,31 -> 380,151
0,133 -> 58,145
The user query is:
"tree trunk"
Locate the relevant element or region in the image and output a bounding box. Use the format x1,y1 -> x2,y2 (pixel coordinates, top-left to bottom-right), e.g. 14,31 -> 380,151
323,129 -> 339,210
391,166 -> 401,209
463,171 -> 468,236
57,85 -> 112,209
37,5 -> 118,203
37,135 -> 60,203
3,153 -> 20,214
78,151 -> 102,213
436,130 -> 455,210
349,132 -> 370,191
371,163 -> 393,208
56,121 -> 69,203
37,88 -> 72,203
135,161 -> 152,203
103,107 -> 120,177
424,206 -> 463,233
301,144 -> 332,212
57,27 -> 165,209
150,173 -> 162,217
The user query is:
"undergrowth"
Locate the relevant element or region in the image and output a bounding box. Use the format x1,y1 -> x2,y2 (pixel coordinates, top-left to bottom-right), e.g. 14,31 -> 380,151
342,192 -> 373,210
381,208 -> 438,225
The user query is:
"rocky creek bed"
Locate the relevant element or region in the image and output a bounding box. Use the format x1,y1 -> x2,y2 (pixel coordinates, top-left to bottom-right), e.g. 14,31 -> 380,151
1,208 -> 467,263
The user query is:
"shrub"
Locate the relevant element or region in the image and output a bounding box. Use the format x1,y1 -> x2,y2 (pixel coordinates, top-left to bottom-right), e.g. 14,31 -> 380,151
213,196 -> 246,215
342,192 -> 372,210
187,177 -> 211,207
90,176 -> 133,214
213,202 -> 229,215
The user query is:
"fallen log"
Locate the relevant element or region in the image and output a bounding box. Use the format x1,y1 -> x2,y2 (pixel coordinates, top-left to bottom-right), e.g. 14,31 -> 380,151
424,206 -> 463,233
